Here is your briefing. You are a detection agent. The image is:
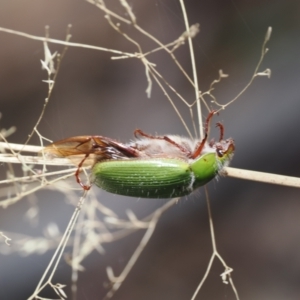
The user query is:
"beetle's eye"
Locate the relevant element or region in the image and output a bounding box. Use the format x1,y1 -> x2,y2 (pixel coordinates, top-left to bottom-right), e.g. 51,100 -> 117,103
216,148 -> 224,157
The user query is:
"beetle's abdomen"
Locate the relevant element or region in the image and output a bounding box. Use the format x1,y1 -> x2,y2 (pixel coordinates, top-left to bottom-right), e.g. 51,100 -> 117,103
93,158 -> 193,198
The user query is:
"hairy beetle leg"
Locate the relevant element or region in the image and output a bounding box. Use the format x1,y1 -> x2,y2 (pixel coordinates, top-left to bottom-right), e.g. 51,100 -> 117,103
75,153 -> 92,191
190,136 -> 207,159
134,129 -> 191,156
163,136 -> 191,156
134,129 -> 158,140
190,110 -> 217,159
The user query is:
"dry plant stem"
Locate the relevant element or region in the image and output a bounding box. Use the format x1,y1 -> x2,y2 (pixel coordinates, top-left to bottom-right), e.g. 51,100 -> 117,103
0,141 -> 42,153
0,196 -> 174,256
28,190 -> 88,300
0,153 -> 73,166
86,0 -> 131,25
108,197 -> 178,237
23,25 -> 72,149
69,191 -> 110,299
100,0 -> 195,137
148,63 -> 198,139
191,187 -> 239,300
0,168 -> 76,186
94,0 -> 201,136
147,64 -> 193,138
223,167 -> 300,188
103,197 -> 178,300
199,70 -> 228,110
0,27 -> 135,57
179,0 -> 203,139
0,140 -> 73,166
96,0 -> 196,87
71,200 -> 86,300
214,27 -> 272,110
0,24 -> 197,138
0,173 -> 75,208
0,136 -> 76,209
0,13 -> 201,139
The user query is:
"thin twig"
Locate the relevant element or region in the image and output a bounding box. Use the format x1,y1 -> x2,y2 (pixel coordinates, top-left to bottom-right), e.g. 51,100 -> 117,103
28,190 -> 89,300
214,27 -> 272,110
103,198 -> 178,299
191,187 -> 239,300
0,27 -> 135,57
223,167 -> 300,188
179,0 -> 202,139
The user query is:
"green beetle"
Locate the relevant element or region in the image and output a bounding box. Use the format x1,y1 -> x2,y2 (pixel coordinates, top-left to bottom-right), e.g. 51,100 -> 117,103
43,111 -> 234,198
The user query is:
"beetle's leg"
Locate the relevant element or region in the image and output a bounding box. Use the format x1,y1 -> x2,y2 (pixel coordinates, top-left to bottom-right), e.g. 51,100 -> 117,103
190,138 -> 207,159
162,136 -> 191,156
190,110 -> 216,159
134,129 -> 163,140
215,122 -> 224,141
204,110 -> 217,136
134,129 -> 191,155
75,153 -> 92,191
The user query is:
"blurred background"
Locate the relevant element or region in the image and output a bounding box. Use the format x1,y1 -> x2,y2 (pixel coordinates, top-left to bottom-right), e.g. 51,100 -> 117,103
0,0 -> 300,299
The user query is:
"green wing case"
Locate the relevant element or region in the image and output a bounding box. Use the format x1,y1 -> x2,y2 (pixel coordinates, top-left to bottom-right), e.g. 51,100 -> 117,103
93,153 -> 221,198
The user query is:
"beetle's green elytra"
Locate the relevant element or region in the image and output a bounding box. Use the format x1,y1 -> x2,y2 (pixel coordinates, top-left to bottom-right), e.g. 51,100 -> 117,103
93,158 -> 192,198
43,111 -> 235,196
